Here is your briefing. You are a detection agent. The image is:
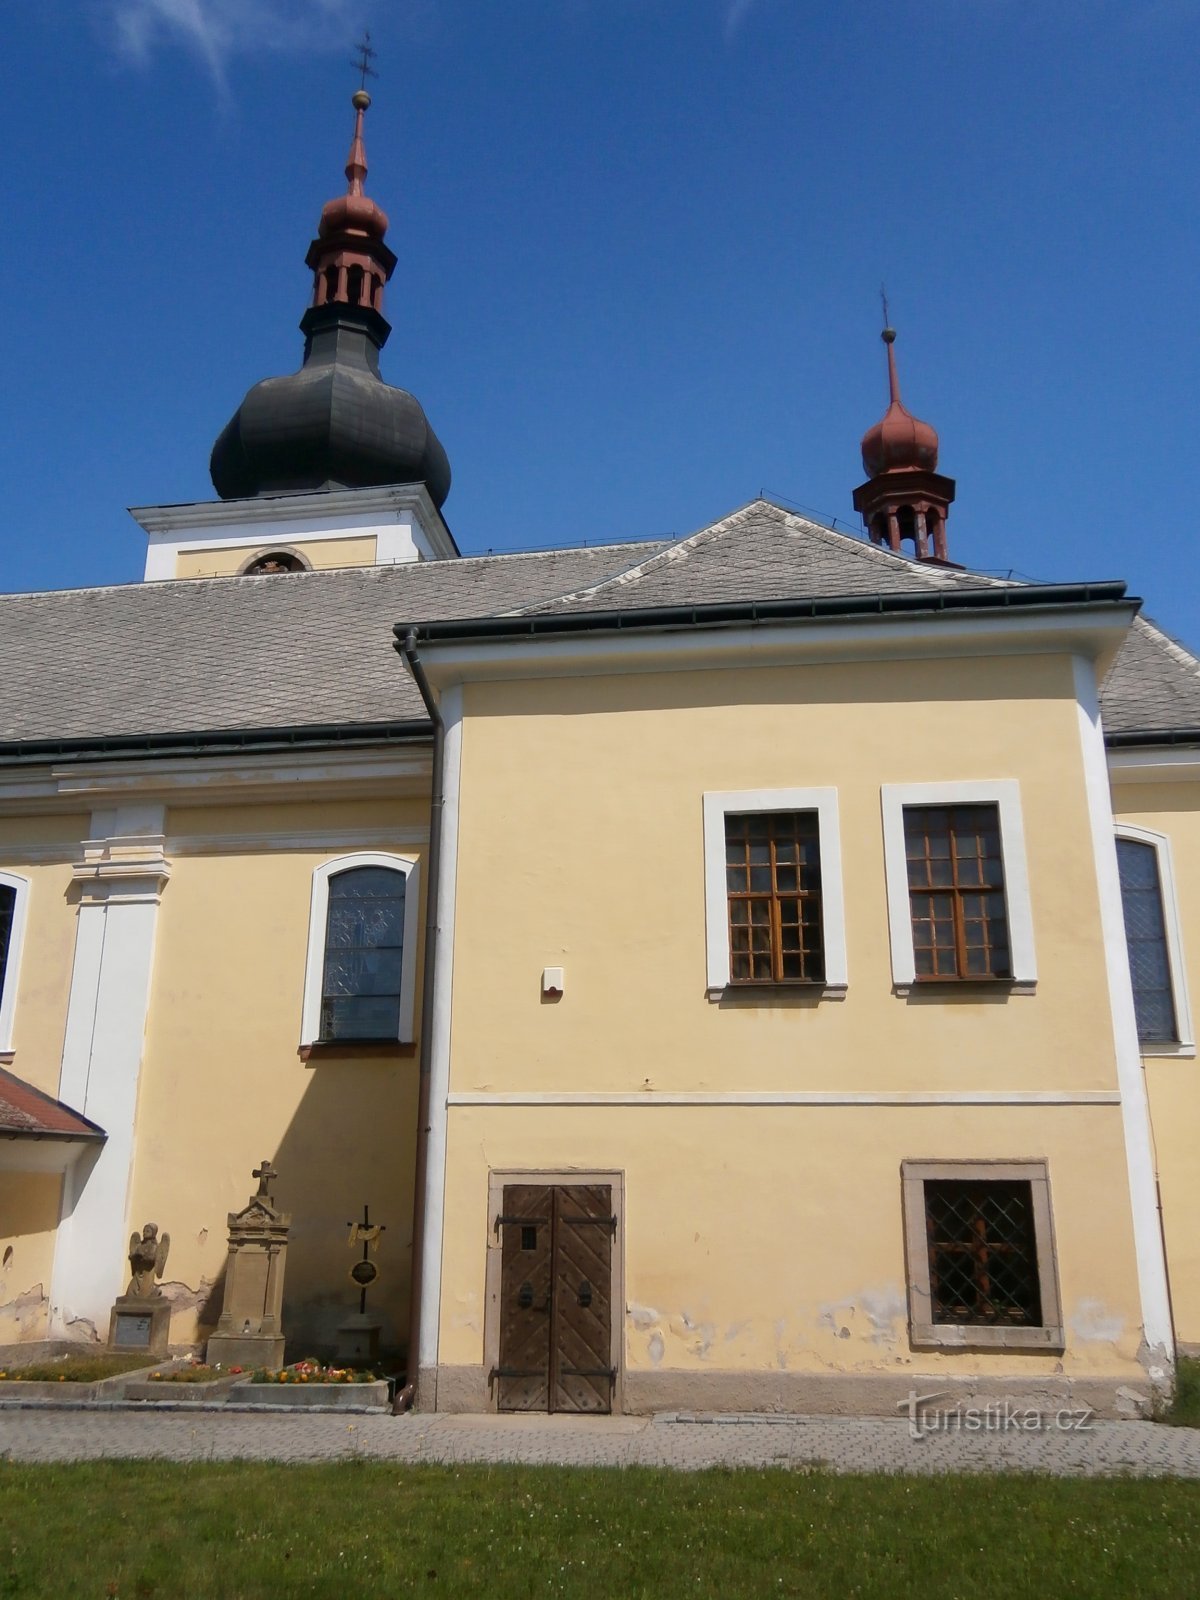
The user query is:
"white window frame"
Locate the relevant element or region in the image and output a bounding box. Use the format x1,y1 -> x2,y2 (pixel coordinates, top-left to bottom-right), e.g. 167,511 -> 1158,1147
0,871 -> 30,1056
702,788 -> 847,995
1115,823 -> 1194,1058
300,852 -> 420,1047
881,780 -> 1036,991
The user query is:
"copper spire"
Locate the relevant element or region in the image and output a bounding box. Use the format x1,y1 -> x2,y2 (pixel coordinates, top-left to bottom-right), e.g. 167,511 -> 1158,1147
345,89 -> 370,197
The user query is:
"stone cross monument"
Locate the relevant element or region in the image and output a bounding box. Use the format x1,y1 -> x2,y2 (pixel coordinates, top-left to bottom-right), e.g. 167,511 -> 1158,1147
206,1160 -> 291,1370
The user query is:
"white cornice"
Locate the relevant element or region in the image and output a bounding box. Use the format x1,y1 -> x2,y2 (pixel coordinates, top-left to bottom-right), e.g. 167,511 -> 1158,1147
1108,747 -> 1200,783
130,483 -> 448,539
415,606 -> 1138,689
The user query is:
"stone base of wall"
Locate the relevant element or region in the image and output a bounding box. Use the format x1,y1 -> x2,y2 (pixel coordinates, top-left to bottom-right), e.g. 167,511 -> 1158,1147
428,1363 -> 1160,1421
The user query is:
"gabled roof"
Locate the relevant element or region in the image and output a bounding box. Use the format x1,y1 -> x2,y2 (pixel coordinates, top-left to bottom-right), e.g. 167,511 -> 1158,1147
514,500 -> 990,616
0,540 -> 666,751
0,1067 -> 104,1140
1101,617 -> 1200,742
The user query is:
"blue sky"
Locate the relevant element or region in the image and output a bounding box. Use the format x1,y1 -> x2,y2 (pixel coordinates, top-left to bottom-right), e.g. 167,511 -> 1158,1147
5,1 -> 1199,644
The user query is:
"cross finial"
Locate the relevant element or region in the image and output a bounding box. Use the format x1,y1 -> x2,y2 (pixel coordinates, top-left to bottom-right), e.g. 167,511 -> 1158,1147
880,283 -> 891,333
252,1159 -> 277,1197
352,30 -> 378,91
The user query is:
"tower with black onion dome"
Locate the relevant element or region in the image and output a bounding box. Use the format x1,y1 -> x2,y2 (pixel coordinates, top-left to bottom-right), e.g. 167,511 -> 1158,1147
210,90 -> 451,505
852,326 -> 955,563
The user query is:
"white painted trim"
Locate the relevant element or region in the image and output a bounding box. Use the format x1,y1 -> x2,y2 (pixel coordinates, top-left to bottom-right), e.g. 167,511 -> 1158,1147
415,606 -> 1136,688
49,805 -> 169,1337
701,787 -> 847,991
169,828 -> 429,858
1073,656 -> 1174,1366
880,780 -> 1037,988
0,870 -> 31,1053
300,852 -> 421,1047
0,1139 -> 100,1175
417,684 -> 464,1378
1114,823 -> 1195,1056
447,1089 -> 1122,1108
1108,748 -> 1200,784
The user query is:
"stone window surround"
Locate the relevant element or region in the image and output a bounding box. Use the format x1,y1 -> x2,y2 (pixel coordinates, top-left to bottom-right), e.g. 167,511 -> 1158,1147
0,869 -> 30,1057
881,780 -> 1037,992
1115,823 -> 1195,1059
300,852 -> 421,1047
900,1158 -> 1065,1351
702,787 -> 848,996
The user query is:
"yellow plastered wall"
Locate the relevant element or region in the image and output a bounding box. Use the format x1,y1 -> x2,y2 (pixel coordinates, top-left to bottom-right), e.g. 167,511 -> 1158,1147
127,796 -> 429,1349
0,1173 -> 61,1344
437,651 -> 1145,1379
1112,778 -> 1200,1344
439,1105 -> 1142,1377
174,535 -> 378,578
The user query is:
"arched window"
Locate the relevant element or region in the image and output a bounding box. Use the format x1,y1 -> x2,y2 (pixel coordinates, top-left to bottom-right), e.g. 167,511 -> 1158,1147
0,871 -> 30,1054
1116,829 -> 1193,1051
243,551 -> 308,575
346,265 -> 365,307
301,855 -> 420,1045
896,505 -> 917,551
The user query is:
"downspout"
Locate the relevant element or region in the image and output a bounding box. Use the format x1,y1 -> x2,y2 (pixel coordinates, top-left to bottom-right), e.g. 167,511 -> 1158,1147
394,630 -> 445,1412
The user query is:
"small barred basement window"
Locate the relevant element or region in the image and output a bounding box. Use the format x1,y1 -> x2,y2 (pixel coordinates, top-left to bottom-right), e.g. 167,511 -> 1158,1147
924,1179 -> 1041,1328
724,810 -> 824,983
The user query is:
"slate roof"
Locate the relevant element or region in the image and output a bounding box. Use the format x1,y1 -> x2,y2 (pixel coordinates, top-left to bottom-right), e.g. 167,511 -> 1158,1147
0,498 -> 1194,751
515,500 -> 990,615
0,541 -> 666,747
1100,617 -> 1200,739
0,1067 -> 104,1140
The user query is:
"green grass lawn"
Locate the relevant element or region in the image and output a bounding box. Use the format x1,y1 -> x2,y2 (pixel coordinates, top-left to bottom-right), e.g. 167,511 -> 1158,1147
1,1463 -> 1199,1598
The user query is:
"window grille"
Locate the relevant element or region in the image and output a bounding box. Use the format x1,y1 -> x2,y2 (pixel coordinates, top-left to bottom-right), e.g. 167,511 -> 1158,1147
904,804 -> 1011,979
724,811 -> 824,983
925,1178 -> 1042,1327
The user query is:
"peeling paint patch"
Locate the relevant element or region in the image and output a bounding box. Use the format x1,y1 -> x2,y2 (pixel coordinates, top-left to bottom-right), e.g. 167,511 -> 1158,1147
1071,1299 -> 1125,1344
627,1302 -> 661,1332
818,1287 -> 905,1348
0,1283 -> 49,1343
647,1331 -> 664,1366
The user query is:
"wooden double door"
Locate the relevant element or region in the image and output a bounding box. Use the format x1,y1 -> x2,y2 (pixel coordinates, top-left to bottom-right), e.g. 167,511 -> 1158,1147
495,1183 -> 615,1414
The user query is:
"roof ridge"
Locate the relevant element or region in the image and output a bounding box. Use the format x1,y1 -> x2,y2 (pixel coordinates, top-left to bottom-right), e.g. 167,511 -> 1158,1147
1133,614 -> 1200,677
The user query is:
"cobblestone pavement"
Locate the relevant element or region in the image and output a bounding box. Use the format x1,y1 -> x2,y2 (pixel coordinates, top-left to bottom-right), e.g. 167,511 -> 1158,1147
3,1407 -> 1200,1475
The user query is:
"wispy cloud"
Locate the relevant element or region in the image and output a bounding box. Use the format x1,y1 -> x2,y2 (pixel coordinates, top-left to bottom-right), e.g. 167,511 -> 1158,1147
724,0 -> 758,37
110,0 -> 374,92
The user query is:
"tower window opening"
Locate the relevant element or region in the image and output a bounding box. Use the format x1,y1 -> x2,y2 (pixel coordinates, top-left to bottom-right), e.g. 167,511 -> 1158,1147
896,505 -> 917,550
871,513 -> 890,547
325,267 -> 339,304
244,551 -> 307,575
347,265 -> 365,306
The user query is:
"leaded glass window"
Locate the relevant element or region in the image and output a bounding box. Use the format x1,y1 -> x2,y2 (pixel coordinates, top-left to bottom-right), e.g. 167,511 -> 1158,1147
904,804 -> 1011,979
925,1178 -> 1042,1327
724,811 -> 824,983
0,884 -> 13,1004
1117,838 -> 1178,1044
319,866 -> 406,1041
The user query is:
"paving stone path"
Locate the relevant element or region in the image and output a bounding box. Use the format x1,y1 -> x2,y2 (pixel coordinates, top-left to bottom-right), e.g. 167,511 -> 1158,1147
4,1408 -> 1200,1476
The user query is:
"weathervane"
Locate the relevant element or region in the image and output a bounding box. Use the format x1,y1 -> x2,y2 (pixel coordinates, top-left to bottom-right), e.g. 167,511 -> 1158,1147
352,30 -> 378,91
880,283 -> 891,332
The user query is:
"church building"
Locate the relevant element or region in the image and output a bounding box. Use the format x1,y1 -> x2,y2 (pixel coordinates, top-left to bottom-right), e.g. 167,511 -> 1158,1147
1,93 -> 1198,1417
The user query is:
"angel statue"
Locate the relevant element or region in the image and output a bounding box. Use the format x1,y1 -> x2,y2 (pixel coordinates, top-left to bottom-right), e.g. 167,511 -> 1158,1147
126,1222 -> 170,1299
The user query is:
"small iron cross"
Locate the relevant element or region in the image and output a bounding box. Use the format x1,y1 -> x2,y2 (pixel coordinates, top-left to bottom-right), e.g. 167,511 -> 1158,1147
253,1159 -> 277,1198
352,31 -> 378,90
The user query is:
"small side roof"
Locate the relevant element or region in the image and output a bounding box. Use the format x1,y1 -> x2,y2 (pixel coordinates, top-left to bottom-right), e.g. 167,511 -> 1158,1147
0,1067 -> 104,1141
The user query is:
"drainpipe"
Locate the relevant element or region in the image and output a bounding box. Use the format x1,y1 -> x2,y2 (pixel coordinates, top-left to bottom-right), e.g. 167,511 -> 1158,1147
394,630 -> 445,1413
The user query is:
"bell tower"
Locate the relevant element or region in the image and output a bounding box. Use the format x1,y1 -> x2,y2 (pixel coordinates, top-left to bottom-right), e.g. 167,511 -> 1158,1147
852,326 -> 955,563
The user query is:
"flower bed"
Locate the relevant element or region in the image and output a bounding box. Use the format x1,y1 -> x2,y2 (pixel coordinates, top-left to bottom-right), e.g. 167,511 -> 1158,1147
249,1359 -> 378,1385
147,1362 -> 244,1383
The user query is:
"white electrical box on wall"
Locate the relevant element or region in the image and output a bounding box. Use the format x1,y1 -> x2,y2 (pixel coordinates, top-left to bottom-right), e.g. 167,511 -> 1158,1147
542,967 -> 564,996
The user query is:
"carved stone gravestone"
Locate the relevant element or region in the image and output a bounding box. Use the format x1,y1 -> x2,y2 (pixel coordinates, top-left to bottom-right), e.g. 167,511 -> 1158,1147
107,1222 -> 173,1355
206,1160 -> 291,1370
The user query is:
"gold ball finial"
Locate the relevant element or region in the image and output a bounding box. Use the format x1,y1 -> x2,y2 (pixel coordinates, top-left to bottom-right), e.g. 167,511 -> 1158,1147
352,89 -> 372,111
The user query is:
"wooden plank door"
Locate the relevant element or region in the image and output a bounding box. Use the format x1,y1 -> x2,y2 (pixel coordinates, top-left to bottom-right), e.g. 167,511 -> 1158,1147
551,1185 -> 614,1414
497,1182 -> 614,1414
496,1184 -> 553,1411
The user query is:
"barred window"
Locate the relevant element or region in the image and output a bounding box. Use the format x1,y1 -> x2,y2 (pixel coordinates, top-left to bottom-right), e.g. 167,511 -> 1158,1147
924,1179 -> 1042,1328
904,804 -> 1011,979
724,811 -> 824,983
1117,838 -> 1178,1044
320,866 -> 407,1041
